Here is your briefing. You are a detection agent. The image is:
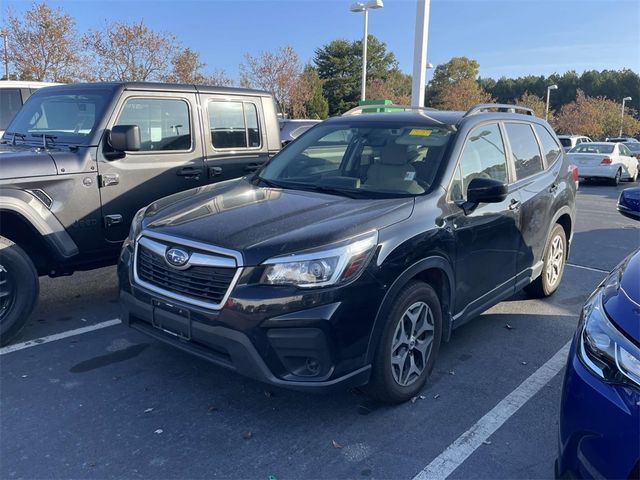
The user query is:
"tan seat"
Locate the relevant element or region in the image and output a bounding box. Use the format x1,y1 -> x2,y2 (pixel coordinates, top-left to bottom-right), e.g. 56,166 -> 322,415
365,142 -> 422,193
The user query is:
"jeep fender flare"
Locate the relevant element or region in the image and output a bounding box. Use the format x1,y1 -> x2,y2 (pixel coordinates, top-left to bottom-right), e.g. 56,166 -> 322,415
0,189 -> 78,260
365,255 -> 455,364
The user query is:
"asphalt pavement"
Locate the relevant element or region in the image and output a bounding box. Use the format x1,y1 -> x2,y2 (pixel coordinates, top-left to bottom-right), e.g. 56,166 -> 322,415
1,181 -> 638,480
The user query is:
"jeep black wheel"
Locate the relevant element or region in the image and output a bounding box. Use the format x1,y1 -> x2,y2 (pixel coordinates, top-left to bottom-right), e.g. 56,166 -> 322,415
0,236 -> 39,346
366,281 -> 442,403
524,224 -> 567,298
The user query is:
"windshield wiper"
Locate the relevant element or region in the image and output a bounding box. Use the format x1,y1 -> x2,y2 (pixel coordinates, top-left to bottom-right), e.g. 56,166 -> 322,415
31,133 -> 57,149
2,132 -> 27,145
254,176 -> 288,189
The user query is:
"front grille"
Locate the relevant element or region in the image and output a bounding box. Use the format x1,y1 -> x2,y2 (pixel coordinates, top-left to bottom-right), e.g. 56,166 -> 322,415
134,237 -> 238,308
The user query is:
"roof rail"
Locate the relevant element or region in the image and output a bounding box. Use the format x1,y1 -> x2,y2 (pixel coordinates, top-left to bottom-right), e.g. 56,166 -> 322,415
463,103 -> 535,118
342,104 -> 438,116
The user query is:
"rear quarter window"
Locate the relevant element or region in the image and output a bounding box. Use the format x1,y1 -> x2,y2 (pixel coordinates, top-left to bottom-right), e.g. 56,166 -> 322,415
533,124 -> 562,165
505,123 -> 544,180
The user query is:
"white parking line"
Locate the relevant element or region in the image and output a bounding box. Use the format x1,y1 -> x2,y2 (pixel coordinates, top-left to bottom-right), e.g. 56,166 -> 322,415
412,340 -> 572,480
566,263 -> 609,273
0,318 -> 122,355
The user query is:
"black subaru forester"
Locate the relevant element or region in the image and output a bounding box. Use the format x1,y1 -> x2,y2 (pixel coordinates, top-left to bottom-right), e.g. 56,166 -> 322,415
119,103 -> 576,403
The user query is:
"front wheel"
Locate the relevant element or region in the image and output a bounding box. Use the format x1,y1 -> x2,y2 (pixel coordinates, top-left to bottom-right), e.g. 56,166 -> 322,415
366,281 -> 442,403
525,224 -> 567,298
0,237 -> 39,346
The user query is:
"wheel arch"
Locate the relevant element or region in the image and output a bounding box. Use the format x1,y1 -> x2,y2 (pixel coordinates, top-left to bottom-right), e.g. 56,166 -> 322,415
365,255 -> 455,364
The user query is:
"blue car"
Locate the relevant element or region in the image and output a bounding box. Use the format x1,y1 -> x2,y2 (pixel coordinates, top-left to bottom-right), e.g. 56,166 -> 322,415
618,186 -> 640,220
557,250 -> 640,479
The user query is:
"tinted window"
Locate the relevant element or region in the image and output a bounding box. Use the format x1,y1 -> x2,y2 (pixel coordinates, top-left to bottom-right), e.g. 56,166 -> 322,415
0,88 -> 23,131
506,123 -> 543,179
209,101 -> 261,149
117,98 -> 191,151
534,124 -> 562,165
559,138 -> 572,147
454,123 -> 508,200
571,144 -> 614,154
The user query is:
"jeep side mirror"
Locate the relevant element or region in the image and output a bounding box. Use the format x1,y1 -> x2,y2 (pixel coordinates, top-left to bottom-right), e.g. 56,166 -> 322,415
466,177 -> 508,204
110,125 -> 141,152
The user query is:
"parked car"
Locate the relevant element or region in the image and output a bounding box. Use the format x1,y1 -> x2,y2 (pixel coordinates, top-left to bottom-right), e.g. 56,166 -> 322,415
556,250 -> 640,480
617,186 -> 640,220
279,119 -> 321,146
0,80 -> 60,137
605,136 -> 639,143
0,82 -> 281,346
568,142 -> 639,185
558,135 -> 592,153
119,103 -> 576,403
623,141 -> 640,161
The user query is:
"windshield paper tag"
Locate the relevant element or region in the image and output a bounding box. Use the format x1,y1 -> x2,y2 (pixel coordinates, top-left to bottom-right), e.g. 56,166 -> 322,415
405,171 -> 416,181
409,129 -> 432,136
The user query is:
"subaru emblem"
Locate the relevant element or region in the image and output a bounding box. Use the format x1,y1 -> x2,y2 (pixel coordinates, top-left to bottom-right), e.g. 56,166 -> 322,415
165,248 -> 190,268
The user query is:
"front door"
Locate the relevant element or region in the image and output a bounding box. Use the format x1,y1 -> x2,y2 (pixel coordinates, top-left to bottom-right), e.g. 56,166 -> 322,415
449,122 -> 521,319
97,92 -> 205,242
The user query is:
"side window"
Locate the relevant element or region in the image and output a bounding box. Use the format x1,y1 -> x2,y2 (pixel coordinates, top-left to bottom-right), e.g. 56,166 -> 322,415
208,101 -> 261,149
456,123 -> 508,199
534,124 -> 562,165
505,123 -> 544,180
116,98 -> 191,151
620,145 -> 632,157
0,88 -> 23,131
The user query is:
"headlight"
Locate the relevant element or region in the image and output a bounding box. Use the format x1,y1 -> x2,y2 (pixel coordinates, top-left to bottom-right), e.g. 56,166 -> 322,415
260,231 -> 378,288
123,207 -> 146,250
577,273 -> 640,388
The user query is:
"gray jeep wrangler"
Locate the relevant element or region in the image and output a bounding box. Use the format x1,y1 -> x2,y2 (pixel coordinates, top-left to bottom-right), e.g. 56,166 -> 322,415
0,82 -> 281,345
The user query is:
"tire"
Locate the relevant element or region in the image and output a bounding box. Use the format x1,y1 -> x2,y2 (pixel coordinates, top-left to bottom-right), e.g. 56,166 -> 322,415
366,281 -> 442,404
629,167 -> 638,183
524,224 -> 567,298
0,236 -> 39,346
610,169 -> 621,186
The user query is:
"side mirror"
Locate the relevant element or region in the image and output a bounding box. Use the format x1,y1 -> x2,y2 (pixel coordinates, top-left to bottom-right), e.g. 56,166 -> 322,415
467,177 -> 508,204
109,125 -> 141,152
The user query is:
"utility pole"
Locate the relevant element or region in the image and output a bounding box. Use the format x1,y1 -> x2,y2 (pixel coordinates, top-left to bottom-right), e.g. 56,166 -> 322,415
411,0 -> 431,107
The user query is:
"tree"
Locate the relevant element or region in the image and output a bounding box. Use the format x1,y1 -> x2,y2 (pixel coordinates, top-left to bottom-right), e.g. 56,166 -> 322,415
290,65 -> 328,119
437,77 -> 494,111
4,2 -> 82,81
163,48 -> 233,86
82,20 -> 177,81
240,46 -> 301,115
367,69 -> 412,105
516,91 -> 547,118
314,35 -> 399,115
427,57 -> 480,107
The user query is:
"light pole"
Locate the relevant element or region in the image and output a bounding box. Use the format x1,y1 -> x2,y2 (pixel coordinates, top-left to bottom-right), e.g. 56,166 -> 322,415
423,62 -> 434,104
620,96 -> 632,137
411,0 -> 431,107
1,31 -> 8,80
350,0 -> 384,102
545,84 -> 558,121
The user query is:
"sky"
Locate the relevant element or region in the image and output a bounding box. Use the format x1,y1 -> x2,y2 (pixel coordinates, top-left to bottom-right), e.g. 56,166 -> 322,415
6,0 -> 640,82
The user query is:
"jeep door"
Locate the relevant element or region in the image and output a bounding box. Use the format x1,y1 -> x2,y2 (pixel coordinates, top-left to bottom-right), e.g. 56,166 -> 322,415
449,122 -> 521,320
97,91 -> 206,242
504,122 -> 560,289
200,96 -> 271,182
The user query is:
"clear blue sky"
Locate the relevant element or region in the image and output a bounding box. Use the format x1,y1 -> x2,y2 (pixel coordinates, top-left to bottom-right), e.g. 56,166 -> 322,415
7,0 -> 640,81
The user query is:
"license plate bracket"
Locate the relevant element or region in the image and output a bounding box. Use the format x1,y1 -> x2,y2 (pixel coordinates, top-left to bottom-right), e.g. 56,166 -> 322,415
152,299 -> 191,341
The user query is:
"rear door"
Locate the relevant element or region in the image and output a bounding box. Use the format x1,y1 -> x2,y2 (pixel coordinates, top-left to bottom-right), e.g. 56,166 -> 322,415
97,91 -> 206,242
200,95 -> 270,182
506,122 -> 560,289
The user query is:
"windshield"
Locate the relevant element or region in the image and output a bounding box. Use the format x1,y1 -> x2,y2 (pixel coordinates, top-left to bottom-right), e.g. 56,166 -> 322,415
3,89 -> 112,144
570,144 -> 614,154
559,138 -> 572,147
259,123 -> 453,198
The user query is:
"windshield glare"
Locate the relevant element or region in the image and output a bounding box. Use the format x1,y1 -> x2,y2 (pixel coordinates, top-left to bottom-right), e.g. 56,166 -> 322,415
259,123 -> 453,197
4,90 -> 112,144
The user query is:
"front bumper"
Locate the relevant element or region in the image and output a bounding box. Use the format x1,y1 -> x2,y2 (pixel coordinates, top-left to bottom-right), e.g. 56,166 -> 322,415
557,338 -> 640,479
118,245 -> 383,392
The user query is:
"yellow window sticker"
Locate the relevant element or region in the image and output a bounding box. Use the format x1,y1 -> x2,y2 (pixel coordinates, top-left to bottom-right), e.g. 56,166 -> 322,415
409,129 -> 432,136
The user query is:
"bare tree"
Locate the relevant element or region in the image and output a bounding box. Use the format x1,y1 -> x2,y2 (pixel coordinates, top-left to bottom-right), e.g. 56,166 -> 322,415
82,20 -> 177,81
240,46 -> 301,114
164,48 -> 233,86
4,2 -> 82,81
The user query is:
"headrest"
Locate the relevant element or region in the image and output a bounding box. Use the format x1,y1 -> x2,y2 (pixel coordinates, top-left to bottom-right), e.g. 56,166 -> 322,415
380,141 -> 409,165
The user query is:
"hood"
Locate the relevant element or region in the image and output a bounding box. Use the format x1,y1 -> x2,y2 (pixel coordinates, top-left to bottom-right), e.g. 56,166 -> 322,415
621,187 -> 640,201
0,143 -> 58,180
603,250 -> 640,343
141,178 -> 415,266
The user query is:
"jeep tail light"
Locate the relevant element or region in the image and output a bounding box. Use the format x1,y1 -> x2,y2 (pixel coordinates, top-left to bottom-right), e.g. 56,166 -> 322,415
600,158 -> 612,164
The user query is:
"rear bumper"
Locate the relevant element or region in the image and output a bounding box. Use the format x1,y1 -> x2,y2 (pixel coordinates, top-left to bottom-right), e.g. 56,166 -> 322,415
557,338 -> 640,479
577,165 -> 619,179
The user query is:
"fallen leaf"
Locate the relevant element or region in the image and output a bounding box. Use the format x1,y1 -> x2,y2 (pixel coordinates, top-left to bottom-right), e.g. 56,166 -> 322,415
448,370 -> 455,375
505,324 -> 514,330
144,408 -> 154,413
264,390 -> 272,398
154,429 -> 163,434
411,396 -> 418,403
21,375 -> 28,378
483,440 -> 492,445
521,361 -> 528,365
433,394 -> 440,399
419,395 -> 426,400
243,431 -> 253,440
332,440 -> 343,449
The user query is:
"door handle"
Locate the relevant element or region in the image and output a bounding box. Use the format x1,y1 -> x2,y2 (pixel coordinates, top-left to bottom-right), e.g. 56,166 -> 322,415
209,166 -> 223,177
243,163 -> 262,172
509,199 -> 521,211
177,167 -> 202,179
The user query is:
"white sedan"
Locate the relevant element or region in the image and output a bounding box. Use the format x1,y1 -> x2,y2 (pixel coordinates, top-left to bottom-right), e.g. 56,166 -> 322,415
568,142 -> 639,185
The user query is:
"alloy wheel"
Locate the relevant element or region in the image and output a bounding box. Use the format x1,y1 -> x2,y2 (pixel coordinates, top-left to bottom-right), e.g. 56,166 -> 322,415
390,301 -> 435,387
545,235 -> 564,287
